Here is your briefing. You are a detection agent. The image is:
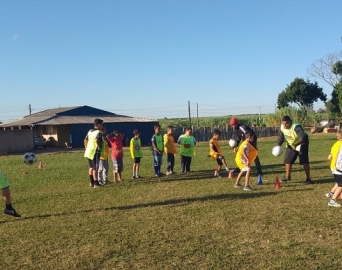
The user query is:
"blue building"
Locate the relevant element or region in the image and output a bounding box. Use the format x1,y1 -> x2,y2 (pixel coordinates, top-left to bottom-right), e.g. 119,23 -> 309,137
0,105 -> 158,148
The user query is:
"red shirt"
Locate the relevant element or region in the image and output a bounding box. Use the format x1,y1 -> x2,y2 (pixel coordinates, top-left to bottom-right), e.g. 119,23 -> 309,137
107,134 -> 124,158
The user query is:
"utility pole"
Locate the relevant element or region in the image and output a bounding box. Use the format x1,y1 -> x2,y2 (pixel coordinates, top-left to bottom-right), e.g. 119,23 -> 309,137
188,101 -> 191,127
29,104 -> 32,115
196,103 -> 199,128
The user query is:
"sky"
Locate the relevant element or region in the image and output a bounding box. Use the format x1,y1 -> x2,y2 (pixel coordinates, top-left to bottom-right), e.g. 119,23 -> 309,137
1,0 -> 342,122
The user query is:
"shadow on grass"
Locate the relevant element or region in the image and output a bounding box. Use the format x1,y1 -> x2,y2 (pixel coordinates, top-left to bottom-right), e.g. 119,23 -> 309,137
0,188 -> 310,224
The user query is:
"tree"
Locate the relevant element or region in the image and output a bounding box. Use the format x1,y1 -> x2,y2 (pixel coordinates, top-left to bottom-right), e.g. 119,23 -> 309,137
326,88 -> 341,115
332,61 -> 342,76
277,78 -> 327,110
307,51 -> 342,87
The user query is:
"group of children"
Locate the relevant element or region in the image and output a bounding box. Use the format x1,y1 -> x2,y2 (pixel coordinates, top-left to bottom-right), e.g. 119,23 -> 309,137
130,124 -> 197,178
83,118 -> 258,191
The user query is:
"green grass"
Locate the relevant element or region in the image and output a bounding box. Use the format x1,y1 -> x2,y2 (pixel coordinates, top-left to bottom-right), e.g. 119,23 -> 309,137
0,134 -> 341,269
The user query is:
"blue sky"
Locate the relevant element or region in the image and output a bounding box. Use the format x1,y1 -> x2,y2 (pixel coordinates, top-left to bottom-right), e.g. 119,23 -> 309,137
1,0 -> 341,122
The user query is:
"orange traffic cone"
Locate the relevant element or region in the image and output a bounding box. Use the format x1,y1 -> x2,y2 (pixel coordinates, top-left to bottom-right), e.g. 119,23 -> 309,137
275,177 -> 281,189
228,171 -> 234,179
39,161 -> 43,169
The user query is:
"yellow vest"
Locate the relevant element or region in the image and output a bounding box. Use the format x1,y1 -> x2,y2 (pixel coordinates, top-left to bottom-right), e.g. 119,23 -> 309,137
163,134 -> 176,154
235,140 -> 257,169
84,129 -> 101,159
100,138 -> 109,160
330,140 -> 342,171
280,121 -> 307,146
209,138 -> 222,159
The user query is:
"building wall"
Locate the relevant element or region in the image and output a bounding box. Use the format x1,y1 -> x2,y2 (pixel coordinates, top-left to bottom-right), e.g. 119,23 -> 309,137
56,125 -> 71,147
69,122 -> 158,148
0,129 -> 34,153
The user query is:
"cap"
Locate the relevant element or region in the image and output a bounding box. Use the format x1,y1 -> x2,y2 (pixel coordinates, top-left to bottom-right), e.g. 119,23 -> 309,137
229,118 -> 238,125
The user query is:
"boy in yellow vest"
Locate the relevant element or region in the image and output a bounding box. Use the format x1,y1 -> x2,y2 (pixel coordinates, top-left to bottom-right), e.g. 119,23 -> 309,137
163,125 -> 176,175
234,131 -> 257,191
151,124 -> 164,177
326,130 -> 342,207
276,115 -> 313,184
209,129 -> 231,178
84,118 -> 105,188
130,129 -> 143,179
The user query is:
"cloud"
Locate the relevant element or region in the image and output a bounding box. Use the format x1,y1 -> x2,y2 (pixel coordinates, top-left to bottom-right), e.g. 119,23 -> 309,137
12,34 -> 20,40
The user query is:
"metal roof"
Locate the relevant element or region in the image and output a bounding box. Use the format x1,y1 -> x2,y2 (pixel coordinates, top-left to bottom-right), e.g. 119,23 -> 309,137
0,106 -> 157,127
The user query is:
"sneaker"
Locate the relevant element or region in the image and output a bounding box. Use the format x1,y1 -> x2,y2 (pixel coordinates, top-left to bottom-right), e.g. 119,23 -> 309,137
166,171 -> 170,176
234,183 -> 242,188
214,174 -> 222,178
89,183 -> 94,187
328,201 -> 341,207
304,179 -> 314,185
132,175 -> 137,179
281,177 -> 291,182
4,208 -> 21,217
155,174 -> 160,177
326,192 -> 333,198
243,185 -> 253,191
136,175 -> 142,178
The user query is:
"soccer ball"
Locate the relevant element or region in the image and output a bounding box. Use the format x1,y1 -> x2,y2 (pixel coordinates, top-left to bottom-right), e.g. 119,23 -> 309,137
229,139 -> 238,148
24,152 -> 37,165
272,146 -> 283,156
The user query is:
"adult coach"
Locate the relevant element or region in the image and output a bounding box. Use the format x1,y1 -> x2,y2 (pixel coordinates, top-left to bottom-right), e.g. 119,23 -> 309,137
276,115 -> 313,184
229,118 -> 262,175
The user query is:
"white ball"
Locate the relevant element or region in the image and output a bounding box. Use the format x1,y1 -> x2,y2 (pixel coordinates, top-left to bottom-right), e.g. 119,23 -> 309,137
24,152 -> 37,165
229,139 -> 238,148
272,146 -> 283,156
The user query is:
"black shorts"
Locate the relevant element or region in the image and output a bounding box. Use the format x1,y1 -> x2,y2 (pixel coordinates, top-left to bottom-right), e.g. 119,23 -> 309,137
284,143 -> 309,165
87,152 -> 101,170
334,174 -> 342,187
134,157 -> 141,164
216,155 -> 224,166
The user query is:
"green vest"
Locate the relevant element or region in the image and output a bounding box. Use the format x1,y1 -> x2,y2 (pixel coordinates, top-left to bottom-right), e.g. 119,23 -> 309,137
179,135 -> 195,157
130,138 -> 143,158
153,134 -> 163,151
84,129 -> 101,159
280,121 -> 308,146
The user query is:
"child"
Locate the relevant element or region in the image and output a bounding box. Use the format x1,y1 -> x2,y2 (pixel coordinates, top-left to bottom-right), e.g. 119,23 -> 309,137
98,127 -> 109,185
107,130 -> 124,182
163,125 -> 176,175
234,130 -> 258,191
130,129 -> 143,179
177,127 -> 196,173
151,124 -> 164,177
0,171 -> 21,217
209,129 -> 231,178
326,130 -> 342,207
84,118 -> 105,188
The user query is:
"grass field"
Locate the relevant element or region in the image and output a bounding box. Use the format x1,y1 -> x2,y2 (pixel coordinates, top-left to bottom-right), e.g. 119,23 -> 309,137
0,134 -> 341,270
